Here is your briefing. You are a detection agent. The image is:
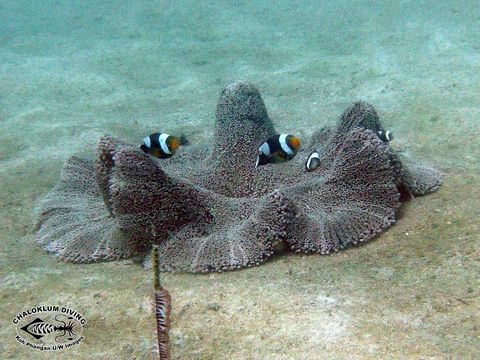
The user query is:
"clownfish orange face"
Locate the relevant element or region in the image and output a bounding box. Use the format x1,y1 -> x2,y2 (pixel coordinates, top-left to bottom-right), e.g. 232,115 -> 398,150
167,136 -> 180,154
287,135 -> 301,152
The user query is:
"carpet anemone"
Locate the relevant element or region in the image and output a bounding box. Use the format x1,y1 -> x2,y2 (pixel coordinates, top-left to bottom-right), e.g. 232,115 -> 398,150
35,81 -> 441,272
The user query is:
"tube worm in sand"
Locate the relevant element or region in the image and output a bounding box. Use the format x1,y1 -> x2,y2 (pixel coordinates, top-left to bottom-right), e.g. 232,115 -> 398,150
153,245 -> 172,360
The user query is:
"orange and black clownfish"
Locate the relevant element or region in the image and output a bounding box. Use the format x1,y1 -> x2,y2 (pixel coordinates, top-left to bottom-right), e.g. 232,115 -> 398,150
255,134 -> 301,168
140,132 -> 181,159
377,130 -> 393,142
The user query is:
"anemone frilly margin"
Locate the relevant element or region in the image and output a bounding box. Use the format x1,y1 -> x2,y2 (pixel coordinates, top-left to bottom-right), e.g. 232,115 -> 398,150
35,81 -> 441,272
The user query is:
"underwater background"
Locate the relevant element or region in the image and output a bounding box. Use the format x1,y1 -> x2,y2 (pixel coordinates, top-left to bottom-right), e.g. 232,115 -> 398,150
1,1 -> 479,359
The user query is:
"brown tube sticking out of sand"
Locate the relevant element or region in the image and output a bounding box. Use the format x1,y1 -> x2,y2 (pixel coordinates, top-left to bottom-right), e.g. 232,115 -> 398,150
153,245 -> 172,360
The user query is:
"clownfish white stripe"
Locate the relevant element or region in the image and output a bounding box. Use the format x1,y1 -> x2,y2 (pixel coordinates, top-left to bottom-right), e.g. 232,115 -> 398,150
159,133 -> 172,154
385,131 -> 392,141
143,136 -> 151,148
259,142 -> 270,156
306,152 -> 320,170
279,134 -> 294,155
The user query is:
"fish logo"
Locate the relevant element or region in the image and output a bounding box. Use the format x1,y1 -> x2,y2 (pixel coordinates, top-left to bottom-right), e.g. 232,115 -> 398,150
20,315 -> 77,341
13,305 -> 85,351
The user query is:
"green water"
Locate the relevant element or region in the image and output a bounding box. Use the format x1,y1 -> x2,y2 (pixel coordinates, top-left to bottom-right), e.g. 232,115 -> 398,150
1,1 -> 479,359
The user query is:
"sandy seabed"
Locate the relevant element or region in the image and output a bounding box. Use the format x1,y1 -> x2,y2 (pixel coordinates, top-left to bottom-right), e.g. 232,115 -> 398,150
1,1 -> 479,359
